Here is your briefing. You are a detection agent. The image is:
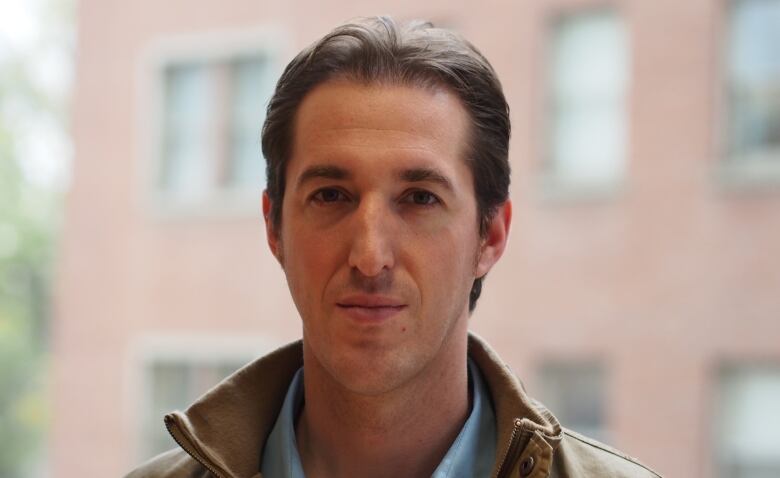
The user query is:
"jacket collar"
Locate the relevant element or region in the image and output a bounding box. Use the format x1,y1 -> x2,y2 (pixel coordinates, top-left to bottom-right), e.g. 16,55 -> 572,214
164,333 -> 562,478
468,334 -> 563,476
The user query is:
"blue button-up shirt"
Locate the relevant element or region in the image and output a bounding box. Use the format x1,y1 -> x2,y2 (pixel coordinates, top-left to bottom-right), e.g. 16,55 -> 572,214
261,359 -> 496,478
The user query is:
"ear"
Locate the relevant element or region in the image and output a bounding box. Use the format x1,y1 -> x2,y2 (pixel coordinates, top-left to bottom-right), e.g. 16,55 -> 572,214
475,200 -> 512,278
262,191 -> 284,265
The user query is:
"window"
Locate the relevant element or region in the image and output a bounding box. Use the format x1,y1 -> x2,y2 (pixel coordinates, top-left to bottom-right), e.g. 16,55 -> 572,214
547,10 -> 629,191
156,47 -> 278,211
714,365 -> 780,478
160,63 -> 212,200
724,0 -> 780,180
537,362 -> 607,442
141,359 -> 247,459
135,335 -> 271,460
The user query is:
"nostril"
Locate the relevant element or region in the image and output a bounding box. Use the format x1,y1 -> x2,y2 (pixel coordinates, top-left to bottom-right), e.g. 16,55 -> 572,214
346,202 -> 396,276
347,240 -> 394,277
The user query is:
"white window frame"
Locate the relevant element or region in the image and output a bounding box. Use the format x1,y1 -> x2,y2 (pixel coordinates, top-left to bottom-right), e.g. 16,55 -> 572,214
535,359 -> 609,443
127,333 -> 277,462
713,363 -> 780,478
717,0 -> 780,189
541,6 -> 631,202
138,28 -> 288,218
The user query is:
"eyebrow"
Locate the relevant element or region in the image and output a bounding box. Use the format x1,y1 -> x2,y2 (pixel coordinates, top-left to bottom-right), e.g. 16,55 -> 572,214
399,168 -> 453,192
296,165 -> 351,188
295,164 -> 453,192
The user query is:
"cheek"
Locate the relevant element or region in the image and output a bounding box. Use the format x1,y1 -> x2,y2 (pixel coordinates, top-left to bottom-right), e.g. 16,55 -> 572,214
287,217 -> 355,276
411,224 -> 480,303
281,227 -> 336,313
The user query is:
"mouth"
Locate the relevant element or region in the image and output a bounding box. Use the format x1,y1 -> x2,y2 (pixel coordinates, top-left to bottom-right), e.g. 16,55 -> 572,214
336,296 -> 407,321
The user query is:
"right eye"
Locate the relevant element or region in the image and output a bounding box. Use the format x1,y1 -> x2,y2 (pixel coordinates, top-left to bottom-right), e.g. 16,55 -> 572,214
311,188 -> 349,204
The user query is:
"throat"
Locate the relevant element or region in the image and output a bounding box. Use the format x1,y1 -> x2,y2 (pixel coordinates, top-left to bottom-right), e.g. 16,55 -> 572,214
295,366 -> 470,478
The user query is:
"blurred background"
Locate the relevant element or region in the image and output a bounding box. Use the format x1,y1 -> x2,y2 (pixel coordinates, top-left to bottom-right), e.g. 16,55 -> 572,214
1,0 -> 779,476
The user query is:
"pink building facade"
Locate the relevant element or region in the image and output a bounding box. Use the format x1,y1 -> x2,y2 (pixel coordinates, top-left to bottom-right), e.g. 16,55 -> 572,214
54,0 -> 780,476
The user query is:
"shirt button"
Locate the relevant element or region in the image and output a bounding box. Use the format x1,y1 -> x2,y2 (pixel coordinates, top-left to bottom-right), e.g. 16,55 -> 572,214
519,455 -> 535,476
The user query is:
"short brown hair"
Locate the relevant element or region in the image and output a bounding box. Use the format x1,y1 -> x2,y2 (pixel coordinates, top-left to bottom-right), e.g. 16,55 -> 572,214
262,16 -> 510,312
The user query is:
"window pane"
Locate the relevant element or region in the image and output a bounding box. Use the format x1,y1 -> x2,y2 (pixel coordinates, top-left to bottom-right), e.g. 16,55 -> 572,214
716,366 -> 780,478
227,55 -> 273,189
549,11 -> 628,184
727,0 -> 780,163
160,63 -> 213,200
147,362 -> 189,458
537,362 -> 606,442
143,360 -> 245,459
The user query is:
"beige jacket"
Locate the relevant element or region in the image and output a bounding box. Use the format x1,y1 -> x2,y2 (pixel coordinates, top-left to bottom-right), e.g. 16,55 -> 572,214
126,334 -> 661,478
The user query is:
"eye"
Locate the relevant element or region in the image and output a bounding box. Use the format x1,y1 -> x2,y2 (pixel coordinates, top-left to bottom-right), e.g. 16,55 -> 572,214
311,188 -> 349,204
402,190 -> 441,206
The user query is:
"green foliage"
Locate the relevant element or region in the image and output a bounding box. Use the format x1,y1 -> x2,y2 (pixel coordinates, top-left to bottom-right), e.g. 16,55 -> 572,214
0,314 -> 46,477
0,1 -> 72,475
0,97 -> 51,478
0,125 -> 52,476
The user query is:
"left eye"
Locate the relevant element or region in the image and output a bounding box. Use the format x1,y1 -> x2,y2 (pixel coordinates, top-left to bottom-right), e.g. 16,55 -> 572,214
311,188 -> 348,203
403,190 -> 440,206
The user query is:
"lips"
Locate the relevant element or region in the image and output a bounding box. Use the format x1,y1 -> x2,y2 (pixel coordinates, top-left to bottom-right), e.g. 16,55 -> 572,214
336,295 -> 407,321
337,294 -> 405,308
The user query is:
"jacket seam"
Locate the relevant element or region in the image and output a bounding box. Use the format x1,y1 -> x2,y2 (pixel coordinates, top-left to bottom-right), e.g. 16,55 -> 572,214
562,429 -> 661,477
165,414 -> 226,477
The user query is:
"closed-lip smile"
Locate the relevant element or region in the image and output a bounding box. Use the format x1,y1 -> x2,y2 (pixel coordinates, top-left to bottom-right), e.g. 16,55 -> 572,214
337,294 -> 406,308
336,295 -> 407,320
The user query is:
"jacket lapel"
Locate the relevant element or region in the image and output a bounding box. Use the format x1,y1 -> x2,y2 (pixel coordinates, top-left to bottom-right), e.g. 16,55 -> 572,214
165,341 -> 304,477
164,334 -> 562,478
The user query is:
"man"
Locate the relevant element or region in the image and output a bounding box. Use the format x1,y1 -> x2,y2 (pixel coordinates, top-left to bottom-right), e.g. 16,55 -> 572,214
128,17 -> 660,478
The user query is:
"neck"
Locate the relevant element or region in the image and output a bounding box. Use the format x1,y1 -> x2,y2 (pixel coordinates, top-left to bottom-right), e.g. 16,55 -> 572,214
296,332 -> 470,478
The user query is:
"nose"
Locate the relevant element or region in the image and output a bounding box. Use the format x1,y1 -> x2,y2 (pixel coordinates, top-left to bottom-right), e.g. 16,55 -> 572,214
347,196 -> 395,277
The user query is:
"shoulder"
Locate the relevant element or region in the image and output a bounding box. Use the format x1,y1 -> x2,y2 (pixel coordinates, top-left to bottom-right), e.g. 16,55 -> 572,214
554,428 -> 662,478
123,448 -> 211,478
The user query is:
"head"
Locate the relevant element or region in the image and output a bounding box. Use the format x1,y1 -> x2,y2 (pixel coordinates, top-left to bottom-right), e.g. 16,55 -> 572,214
262,16 -> 511,313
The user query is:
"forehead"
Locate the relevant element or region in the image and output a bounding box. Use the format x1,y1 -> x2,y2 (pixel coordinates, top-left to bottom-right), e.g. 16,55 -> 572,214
288,80 -> 472,180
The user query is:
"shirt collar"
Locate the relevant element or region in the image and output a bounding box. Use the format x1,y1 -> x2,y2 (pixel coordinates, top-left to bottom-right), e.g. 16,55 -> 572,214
261,359 -> 496,478
260,368 -> 305,478
432,359 -> 496,478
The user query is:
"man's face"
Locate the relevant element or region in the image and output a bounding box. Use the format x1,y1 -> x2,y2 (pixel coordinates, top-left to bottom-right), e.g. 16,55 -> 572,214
264,80 -> 508,395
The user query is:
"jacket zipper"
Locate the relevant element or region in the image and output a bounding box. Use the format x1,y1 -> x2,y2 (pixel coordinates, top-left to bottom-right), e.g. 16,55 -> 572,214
165,416 -> 225,478
495,418 -> 526,478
